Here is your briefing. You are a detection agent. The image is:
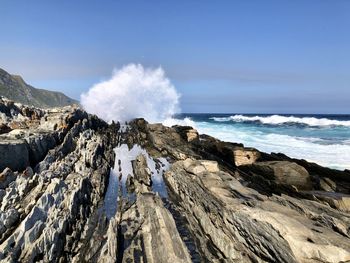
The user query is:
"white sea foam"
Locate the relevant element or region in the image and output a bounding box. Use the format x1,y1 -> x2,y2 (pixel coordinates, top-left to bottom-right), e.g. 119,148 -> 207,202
81,64 -> 180,123
162,117 -> 197,128
194,121 -> 350,170
211,114 -> 350,127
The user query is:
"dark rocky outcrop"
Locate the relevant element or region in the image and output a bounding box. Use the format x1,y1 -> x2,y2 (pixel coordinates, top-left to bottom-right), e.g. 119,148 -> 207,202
0,102 -> 349,263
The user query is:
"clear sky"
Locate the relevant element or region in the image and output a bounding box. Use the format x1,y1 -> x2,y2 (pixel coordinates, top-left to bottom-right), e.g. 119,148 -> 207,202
1,0 -> 349,113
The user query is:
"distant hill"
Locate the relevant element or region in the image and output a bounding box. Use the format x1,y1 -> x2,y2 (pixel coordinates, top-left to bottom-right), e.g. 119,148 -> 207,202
0,68 -> 78,108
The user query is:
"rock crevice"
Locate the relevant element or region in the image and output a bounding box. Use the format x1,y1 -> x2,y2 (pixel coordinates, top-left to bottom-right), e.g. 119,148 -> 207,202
0,103 -> 349,263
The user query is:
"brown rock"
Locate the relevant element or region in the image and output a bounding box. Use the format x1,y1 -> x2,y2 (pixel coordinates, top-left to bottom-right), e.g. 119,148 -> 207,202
250,161 -> 313,190
233,147 -> 260,166
173,125 -> 199,142
319,177 -> 337,192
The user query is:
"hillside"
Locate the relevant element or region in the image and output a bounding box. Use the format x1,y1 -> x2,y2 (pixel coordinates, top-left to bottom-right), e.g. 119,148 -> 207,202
0,68 -> 78,108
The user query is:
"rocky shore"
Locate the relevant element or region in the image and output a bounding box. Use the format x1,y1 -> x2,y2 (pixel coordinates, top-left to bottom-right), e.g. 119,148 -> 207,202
0,97 -> 349,262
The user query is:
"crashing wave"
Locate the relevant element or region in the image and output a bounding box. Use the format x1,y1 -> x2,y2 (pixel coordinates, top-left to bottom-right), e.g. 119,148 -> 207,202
81,64 -> 180,123
211,114 -> 350,127
162,117 -> 196,128
194,121 -> 350,170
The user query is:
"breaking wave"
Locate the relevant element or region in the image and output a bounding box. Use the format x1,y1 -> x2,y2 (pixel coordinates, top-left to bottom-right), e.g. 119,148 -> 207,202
81,64 -> 180,123
211,114 -> 350,127
162,117 -> 196,128
194,121 -> 350,170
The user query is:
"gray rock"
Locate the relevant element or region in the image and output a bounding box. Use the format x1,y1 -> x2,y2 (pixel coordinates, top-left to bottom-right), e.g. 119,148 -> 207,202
120,193 -> 192,263
0,99 -> 115,262
0,167 -> 15,189
4,208 -> 19,228
131,154 -> 152,193
0,221 -> 6,236
164,159 -> 350,263
0,141 -> 29,172
1,101 -> 350,263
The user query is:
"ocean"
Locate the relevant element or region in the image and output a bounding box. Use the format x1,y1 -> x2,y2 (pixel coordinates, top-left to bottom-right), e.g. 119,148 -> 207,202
171,114 -> 350,170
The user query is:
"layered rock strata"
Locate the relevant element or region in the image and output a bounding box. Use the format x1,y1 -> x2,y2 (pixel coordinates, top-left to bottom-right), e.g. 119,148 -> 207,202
0,100 -> 349,263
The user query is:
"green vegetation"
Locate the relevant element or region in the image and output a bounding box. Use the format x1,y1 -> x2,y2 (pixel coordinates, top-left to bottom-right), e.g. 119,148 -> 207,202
0,68 -> 78,108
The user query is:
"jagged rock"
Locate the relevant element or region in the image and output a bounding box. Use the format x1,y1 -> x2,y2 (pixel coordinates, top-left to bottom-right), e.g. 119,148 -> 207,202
97,217 -> 118,263
198,134 -> 258,167
131,154 -> 152,193
0,98 -> 90,172
0,168 -> 15,189
310,191 -> 350,212
146,122 -> 199,160
164,159 -> 350,263
320,177 -> 337,192
173,125 -> 199,142
125,174 -> 135,193
1,100 -> 350,263
22,166 -> 34,177
0,98 -> 116,262
2,208 -> 19,228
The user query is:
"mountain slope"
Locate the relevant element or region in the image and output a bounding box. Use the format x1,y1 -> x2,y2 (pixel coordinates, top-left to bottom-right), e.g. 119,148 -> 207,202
0,68 -> 78,108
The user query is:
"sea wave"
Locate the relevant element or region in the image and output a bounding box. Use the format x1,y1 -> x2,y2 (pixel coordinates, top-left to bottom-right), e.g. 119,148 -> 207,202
211,114 -> 350,127
162,117 -> 197,128
193,120 -> 350,170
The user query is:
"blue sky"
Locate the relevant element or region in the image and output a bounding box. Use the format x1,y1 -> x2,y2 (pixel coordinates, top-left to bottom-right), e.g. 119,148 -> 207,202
1,0 -> 349,113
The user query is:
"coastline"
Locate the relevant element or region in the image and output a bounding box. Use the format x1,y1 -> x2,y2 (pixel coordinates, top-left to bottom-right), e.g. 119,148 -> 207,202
0,99 -> 349,262
172,113 -> 350,170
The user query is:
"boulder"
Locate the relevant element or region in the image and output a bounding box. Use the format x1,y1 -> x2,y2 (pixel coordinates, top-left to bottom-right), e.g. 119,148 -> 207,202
233,147 -> 260,166
183,159 -> 220,174
183,158 -> 207,174
250,161 -> 313,190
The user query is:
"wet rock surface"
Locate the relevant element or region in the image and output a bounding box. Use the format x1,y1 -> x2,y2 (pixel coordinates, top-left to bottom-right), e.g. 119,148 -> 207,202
0,101 -> 350,262
0,99 -> 117,262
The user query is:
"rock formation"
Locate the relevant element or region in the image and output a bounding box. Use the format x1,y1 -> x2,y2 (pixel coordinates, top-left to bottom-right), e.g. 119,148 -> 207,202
0,99 -> 350,262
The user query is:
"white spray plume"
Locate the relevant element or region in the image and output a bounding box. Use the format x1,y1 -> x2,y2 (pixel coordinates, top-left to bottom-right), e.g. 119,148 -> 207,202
81,64 -> 180,123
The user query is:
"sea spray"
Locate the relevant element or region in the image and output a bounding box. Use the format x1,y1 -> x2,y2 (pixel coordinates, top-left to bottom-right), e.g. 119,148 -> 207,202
81,64 -> 180,123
